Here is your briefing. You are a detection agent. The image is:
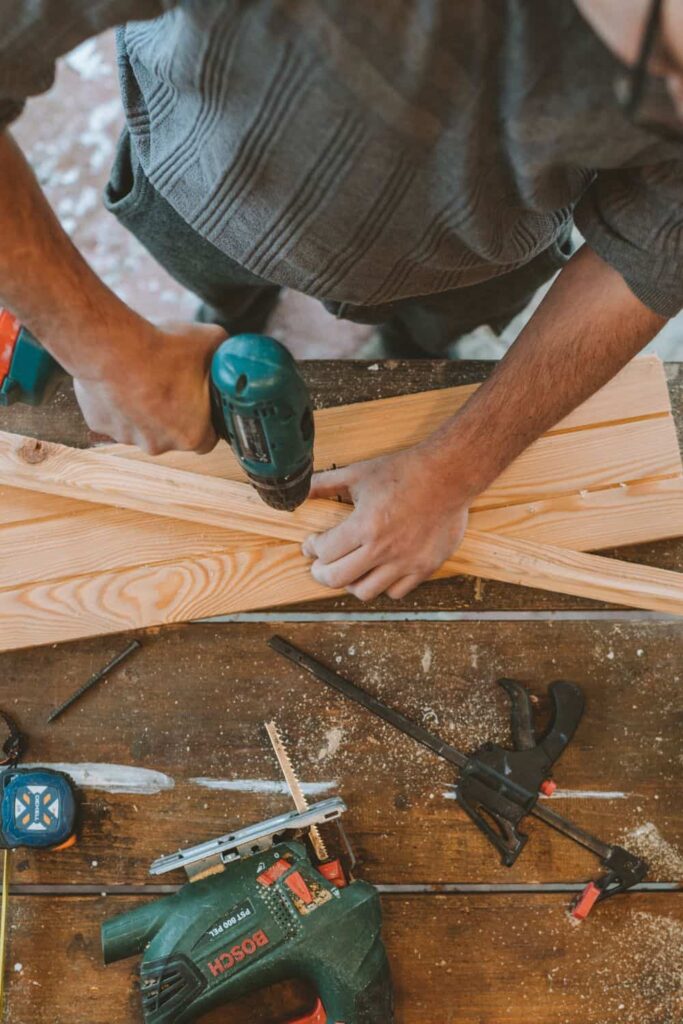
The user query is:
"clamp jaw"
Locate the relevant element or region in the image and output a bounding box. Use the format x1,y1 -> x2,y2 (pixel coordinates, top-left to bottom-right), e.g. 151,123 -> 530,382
455,679 -> 584,866
454,679 -> 648,918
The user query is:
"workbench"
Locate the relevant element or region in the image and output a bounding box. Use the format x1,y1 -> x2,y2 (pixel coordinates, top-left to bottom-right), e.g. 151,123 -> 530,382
1,360 -> 681,1024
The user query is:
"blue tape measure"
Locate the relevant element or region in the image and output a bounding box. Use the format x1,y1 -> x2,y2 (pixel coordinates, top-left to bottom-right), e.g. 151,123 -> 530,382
0,769 -> 77,849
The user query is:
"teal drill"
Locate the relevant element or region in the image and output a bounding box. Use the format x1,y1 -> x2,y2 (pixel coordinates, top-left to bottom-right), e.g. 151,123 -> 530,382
101,800 -> 393,1024
0,308 -> 314,511
210,334 -> 315,511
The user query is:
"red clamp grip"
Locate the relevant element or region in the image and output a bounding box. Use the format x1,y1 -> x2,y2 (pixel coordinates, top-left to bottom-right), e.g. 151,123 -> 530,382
288,998 -> 328,1024
572,881 -> 602,921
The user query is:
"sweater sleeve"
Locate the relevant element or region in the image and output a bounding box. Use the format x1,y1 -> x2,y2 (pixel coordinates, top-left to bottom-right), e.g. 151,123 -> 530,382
0,0 -> 176,129
575,159 -> 683,318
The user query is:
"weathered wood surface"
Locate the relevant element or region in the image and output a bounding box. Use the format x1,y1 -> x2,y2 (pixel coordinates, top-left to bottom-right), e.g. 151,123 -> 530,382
2,362 -> 683,614
1,361 -> 682,1024
3,621 -> 680,886
6,894 -> 682,1024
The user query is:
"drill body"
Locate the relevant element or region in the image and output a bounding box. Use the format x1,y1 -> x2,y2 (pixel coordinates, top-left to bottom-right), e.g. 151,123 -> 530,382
1,310 -> 314,511
102,839 -> 392,1024
210,334 -> 314,511
0,309 -> 62,406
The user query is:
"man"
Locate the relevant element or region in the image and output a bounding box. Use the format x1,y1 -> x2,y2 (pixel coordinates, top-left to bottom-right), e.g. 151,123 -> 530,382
0,0 -> 682,600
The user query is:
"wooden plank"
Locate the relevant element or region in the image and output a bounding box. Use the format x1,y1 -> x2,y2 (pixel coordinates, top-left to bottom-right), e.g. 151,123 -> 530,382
101,354 -> 672,479
0,484 -> 85,526
4,621 -> 680,886
6,892 -> 682,1023
2,411 -> 681,529
4,478 -> 683,594
5,523 -> 683,651
0,507 -> 266,590
2,360 -> 683,616
7,506 -> 683,650
0,357 -> 674,452
0,354 -> 676,522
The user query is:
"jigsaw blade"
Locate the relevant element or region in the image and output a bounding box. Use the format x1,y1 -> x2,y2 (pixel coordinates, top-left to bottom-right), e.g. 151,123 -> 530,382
265,721 -> 329,863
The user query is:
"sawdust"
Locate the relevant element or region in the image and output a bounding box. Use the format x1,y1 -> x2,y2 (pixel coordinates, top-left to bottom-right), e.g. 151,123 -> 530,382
316,727 -> 344,763
620,823 -> 683,879
543,907 -> 683,1023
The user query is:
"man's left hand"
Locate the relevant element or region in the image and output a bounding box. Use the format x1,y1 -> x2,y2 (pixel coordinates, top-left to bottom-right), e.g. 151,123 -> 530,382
302,445 -> 470,601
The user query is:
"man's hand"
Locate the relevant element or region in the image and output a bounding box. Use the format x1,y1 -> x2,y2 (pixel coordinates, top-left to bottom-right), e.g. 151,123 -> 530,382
0,131 -> 224,456
302,444 -> 470,601
73,320 -> 225,454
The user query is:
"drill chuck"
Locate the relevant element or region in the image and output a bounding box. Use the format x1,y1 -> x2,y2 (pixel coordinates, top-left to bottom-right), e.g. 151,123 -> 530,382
210,334 -> 314,512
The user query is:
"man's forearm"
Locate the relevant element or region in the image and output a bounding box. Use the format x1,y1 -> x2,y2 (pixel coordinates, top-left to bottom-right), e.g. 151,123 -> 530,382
428,243 -> 666,499
0,130 -> 142,376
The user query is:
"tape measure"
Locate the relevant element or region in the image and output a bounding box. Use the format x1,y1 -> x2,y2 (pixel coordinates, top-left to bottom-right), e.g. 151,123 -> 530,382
0,712 -> 79,1017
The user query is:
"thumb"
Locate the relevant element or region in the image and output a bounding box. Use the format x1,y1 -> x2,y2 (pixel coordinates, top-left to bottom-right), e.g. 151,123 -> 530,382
308,465 -> 354,502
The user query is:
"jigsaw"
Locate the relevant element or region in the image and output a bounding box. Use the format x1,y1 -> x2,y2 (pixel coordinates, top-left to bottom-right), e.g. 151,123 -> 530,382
102,727 -> 393,1023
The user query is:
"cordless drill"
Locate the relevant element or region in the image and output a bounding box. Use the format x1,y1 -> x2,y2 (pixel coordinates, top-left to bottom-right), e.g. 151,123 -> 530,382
0,307 -> 315,511
210,334 -> 315,511
101,800 -> 393,1024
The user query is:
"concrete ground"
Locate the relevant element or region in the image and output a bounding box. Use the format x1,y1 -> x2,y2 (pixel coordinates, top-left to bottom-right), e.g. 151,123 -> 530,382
10,31 -> 683,360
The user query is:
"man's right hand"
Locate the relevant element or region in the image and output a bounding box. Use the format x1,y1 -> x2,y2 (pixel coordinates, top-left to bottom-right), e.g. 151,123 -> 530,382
0,130 -> 228,457
72,319 -> 226,455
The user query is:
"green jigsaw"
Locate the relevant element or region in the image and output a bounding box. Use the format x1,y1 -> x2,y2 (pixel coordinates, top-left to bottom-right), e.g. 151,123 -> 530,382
102,757 -> 393,1024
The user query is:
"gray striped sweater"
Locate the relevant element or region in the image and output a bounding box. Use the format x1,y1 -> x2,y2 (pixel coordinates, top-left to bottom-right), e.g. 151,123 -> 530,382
2,0 -> 683,315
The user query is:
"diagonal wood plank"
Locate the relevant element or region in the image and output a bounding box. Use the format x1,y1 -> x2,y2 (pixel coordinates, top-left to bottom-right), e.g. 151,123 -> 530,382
0,413 -> 681,535
3,478 -> 683,592
3,525 -> 683,651
0,354 -> 674,524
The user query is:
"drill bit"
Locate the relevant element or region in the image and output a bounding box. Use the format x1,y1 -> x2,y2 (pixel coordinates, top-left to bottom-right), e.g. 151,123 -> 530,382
265,721 -> 329,863
47,640 -> 141,724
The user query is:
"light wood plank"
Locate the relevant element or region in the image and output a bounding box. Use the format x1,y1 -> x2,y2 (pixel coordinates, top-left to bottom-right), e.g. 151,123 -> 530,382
3,524 -> 683,650
0,507 -> 267,589
103,353 -> 672,479
0,412 -> 681,537
3,478 -> 683,592
0,354 -> 673,525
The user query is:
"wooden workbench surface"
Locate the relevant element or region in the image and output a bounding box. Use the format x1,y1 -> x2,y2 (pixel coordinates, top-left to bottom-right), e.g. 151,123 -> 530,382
1,362 -> 682,1023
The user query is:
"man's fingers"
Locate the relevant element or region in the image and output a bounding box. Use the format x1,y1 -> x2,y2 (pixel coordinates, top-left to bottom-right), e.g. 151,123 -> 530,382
346,565 -> 402,603
385,574 -> 423,600
302,517 -> 361,562
308,466 -> 353,502
310,545 -> 375,589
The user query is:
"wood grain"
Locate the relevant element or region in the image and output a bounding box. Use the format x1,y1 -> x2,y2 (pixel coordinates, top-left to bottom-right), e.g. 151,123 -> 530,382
102,353 -> 673,479
4,478 -> 683,593
0,507 -> 267,589
0,354 -> 675,524
4,621 -> 680,886
1,415 -> 680,533
6,893 -> 681,1024
4,515 -> 683,649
